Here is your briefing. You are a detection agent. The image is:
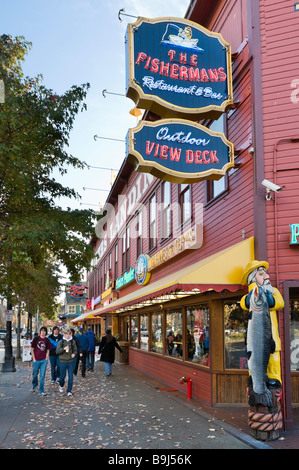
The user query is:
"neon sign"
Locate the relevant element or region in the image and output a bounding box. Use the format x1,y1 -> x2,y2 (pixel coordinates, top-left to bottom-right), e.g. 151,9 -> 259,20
69,284 -> 85,298
126,17 -> 233,120
127,118 -> 234,183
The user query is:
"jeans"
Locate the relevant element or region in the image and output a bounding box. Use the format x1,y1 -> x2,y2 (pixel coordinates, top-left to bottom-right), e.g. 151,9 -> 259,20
59,361 -> 74,393
74,350 -> 87,377
32,359 -> 48,393
49,354 -> 61,381
105,362 -> 112,376
87,351 -> 95,371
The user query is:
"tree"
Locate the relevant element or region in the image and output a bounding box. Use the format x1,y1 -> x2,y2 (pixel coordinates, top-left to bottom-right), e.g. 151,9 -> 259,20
0,35 -> 97,301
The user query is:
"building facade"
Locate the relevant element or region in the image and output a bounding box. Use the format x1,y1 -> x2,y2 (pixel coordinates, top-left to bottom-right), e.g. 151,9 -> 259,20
73,0 -> 299,430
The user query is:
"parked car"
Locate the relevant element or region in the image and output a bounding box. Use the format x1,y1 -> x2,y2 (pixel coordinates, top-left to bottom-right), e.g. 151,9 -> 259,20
0,329 -> 6,343
21,328 -> 27,338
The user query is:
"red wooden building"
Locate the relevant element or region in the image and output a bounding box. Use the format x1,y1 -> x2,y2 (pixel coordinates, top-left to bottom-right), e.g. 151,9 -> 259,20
73,0 -> 299,430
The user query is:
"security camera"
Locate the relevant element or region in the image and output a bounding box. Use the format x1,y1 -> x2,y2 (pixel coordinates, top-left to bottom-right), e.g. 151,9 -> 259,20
261,179 -> 283,193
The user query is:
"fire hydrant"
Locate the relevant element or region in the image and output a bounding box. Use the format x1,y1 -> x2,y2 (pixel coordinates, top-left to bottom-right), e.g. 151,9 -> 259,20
179,376 -> 192,399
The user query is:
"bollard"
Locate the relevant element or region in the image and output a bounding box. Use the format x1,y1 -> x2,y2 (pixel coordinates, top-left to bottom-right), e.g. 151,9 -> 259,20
179,376 -> 192,399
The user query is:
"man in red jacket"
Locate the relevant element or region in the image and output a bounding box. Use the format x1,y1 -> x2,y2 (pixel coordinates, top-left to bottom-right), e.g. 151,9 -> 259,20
31,326 -> 51,396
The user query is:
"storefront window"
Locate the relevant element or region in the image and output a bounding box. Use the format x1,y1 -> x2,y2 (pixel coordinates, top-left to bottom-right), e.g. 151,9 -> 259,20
224,301 -> 248,369
166,309 -> 183,359
130,315 -> 138,347
123,316 -> 129,342
290,298 -> 299,371
151,312 -> 163,354
187,305 -> 210,367
140,314 -> 149,351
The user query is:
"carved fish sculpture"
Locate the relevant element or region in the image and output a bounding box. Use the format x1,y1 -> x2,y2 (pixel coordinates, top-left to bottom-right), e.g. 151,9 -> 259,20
247,286 -> 275,407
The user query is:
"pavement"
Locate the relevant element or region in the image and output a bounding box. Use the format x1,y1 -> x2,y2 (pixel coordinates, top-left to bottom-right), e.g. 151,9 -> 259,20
0,358 -> 298,456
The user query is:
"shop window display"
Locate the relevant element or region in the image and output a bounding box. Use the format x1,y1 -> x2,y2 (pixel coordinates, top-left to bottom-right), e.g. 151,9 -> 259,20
166,309 -> 183,359
224,301 -> 248,369
140,314 -> 149,350
186,305 -> 210,366
290,298 -> 299,371
151,312 -> 163,354
131,315 -> 138,347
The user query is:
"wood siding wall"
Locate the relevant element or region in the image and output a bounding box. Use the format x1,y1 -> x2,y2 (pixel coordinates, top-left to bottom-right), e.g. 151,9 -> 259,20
129,349 -> 212,404
258,0 -> 299,411
260,0 -> 299,286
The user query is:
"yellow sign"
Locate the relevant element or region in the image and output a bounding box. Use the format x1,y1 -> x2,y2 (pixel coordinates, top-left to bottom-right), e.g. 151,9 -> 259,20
148,226 -> 203,271
101,287 -> 112,300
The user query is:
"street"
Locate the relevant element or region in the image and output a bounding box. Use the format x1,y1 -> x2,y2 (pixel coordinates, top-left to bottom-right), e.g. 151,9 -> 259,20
0,359 -> 262,453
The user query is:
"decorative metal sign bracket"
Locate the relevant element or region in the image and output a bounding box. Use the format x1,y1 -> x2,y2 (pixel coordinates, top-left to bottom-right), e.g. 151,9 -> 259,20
118,8 -> 138,23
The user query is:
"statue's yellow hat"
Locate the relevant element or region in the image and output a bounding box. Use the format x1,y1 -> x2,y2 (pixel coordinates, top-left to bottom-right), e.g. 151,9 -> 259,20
241,260 -> 269,285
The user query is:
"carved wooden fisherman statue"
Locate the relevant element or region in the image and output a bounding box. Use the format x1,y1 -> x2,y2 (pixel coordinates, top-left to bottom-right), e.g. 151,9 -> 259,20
241,260 -> 284,441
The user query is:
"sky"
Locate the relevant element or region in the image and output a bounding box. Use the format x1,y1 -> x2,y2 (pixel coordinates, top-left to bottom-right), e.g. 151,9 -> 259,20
2,0 -> 190,295
3,0 -> 191,212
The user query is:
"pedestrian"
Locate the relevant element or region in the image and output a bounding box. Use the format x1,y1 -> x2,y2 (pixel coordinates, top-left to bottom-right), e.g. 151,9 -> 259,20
74,326 -> 89,377
56,329 -> 77,396
86,326 -> 96,371
31,326 -> 51,396
70,328 -> 80,374
99,329 -> 122,376
48,326 -> 63,384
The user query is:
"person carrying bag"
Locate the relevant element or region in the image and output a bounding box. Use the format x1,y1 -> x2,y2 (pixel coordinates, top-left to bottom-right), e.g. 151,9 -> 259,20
99,329 -> 122,377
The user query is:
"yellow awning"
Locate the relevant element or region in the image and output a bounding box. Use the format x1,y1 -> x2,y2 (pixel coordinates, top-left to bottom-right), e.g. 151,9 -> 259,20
71,311 -> 97,324
92,237 -> 254,316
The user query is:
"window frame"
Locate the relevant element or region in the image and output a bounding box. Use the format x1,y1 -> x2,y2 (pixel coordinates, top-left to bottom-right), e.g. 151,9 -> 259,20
178,184 -> 192,227
161,181 -> 172,241
149,193 -> 157,251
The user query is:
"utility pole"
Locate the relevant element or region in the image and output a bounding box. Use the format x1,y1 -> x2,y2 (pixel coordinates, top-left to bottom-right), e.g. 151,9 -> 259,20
1,286 -> 16,372
16,301 -> 21,360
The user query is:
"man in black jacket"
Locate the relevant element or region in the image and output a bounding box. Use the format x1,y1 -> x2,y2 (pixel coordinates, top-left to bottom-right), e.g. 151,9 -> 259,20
48,326 -> 63,384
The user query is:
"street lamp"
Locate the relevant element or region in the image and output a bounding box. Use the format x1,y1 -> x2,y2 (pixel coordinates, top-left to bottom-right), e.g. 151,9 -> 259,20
1,285 -> 16,372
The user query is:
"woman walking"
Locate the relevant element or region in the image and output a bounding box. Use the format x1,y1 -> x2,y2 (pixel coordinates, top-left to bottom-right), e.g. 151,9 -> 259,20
56,329 -> 77,396
99,329 -> 122,376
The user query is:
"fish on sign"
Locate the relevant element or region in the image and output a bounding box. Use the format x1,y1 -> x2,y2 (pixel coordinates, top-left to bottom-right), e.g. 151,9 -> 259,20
126,118 -> 234,183
126,17 -> 233,120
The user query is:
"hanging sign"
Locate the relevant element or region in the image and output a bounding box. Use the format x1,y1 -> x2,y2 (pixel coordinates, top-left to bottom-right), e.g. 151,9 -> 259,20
135,254 -> 151,286
126,17 -> 233,120
126,118 -> 234,183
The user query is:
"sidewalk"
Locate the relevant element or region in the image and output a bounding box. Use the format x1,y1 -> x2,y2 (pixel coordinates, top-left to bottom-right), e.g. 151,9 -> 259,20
0,359 -> 297,451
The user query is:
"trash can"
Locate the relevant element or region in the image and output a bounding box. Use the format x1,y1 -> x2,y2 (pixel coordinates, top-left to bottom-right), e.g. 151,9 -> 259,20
115,341 -> 129,364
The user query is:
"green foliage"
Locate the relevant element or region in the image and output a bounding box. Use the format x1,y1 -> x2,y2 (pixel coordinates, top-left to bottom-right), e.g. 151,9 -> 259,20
0,35 -> 98,309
